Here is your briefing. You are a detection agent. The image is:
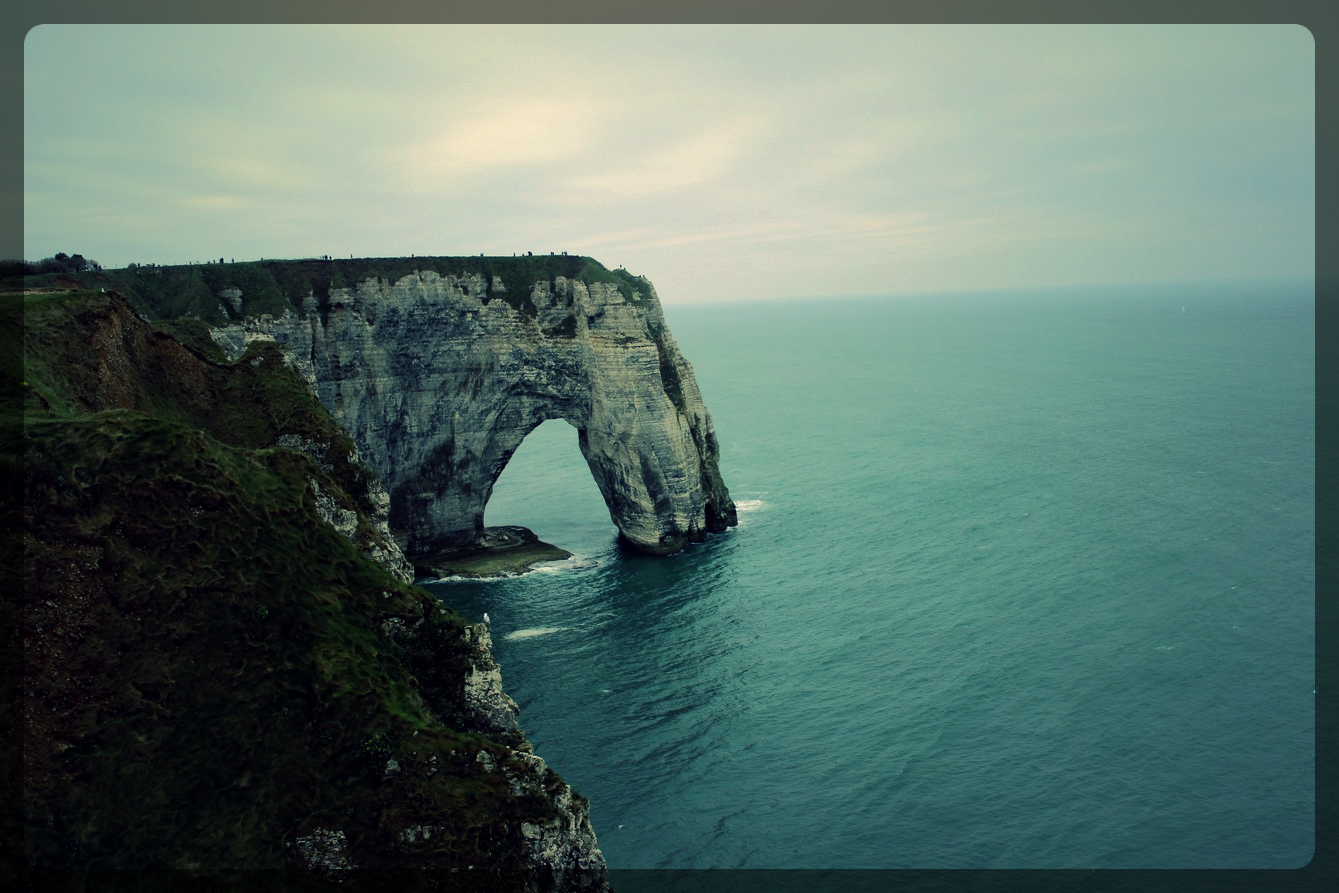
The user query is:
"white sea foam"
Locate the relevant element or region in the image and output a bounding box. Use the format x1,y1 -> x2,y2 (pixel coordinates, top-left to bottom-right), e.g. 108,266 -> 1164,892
417,554 -> 597,585
530,554 -> 601,574
731,499 -> 769,527
505,627 -> 568,641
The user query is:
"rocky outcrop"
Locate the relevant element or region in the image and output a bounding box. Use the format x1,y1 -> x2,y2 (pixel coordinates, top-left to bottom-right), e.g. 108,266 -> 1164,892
462,624 -> 608,887
462,623 -> 523,735
288,624 -> 607,887
293,828 -> 356,874
280,433 -> 416,583
211,265 -> 736,557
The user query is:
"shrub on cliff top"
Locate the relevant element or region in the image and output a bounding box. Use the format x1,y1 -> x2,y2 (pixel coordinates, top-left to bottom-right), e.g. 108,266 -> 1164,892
57,255 -> 650,324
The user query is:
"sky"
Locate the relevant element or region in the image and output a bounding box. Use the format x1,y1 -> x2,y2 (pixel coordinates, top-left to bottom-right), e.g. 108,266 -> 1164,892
23,24 -> 1314,306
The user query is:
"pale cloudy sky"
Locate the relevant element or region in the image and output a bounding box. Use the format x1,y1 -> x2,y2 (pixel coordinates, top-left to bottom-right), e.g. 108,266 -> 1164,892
24,24 -> 1313,305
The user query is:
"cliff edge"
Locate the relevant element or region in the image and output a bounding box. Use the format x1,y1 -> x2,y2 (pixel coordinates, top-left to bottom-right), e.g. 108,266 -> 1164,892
99,255 -> 737,557
16,290 -> 608,886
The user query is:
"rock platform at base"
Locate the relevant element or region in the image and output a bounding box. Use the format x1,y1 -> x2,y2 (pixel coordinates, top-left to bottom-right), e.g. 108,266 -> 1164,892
415,525 -> 572,579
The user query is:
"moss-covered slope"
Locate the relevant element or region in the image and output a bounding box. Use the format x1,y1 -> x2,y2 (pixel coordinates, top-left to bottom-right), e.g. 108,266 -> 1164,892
16,291 -> 605,885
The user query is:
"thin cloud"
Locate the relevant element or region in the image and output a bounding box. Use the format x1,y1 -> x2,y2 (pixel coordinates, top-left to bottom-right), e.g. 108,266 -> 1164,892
559,119 -> 767,201
573,211 -> 947,257
1070,158 -> 1137,174
22,25 -> 1314,300
397,96 -> 603,185
198,154 -> 318,193
177,195 -> 254,211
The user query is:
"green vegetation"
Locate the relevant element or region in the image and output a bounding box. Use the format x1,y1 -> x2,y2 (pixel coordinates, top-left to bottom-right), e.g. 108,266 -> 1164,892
542,314 -> 578,340
648,321 -> 687,415
148,317 -> 231,363
2,252 -> 103,280
1,285 -> 27,884
17,255 -> 656,326
15,291 -> 573,875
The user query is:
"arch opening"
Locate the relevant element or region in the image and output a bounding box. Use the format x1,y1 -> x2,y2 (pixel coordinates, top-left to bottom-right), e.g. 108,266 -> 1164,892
484,418 -> 617,555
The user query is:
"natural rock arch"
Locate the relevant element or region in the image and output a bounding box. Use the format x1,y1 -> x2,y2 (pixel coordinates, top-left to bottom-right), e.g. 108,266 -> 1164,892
213,266 -> 736,557
481,418 -> 605,527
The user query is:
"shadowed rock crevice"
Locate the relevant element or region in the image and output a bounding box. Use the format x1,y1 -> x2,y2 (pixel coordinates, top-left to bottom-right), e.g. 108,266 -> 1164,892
211,262 -> 737,558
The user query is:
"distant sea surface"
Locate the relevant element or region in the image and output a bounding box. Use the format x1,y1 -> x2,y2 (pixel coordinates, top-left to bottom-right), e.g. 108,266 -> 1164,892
423,280 -> 1314,869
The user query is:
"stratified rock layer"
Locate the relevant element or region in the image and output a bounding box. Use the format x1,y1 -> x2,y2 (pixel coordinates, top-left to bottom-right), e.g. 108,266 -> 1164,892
212,269 -> 736,557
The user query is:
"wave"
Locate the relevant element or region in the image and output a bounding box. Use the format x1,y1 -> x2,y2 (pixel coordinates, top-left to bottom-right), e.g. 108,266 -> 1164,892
733,499 -> 770,527
504,627 -> 569,641
419,554 -> 601,585
530,554 -> 602,574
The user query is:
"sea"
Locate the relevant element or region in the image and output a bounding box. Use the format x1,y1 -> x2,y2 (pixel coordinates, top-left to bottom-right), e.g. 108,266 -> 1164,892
422,279 -> 1315,870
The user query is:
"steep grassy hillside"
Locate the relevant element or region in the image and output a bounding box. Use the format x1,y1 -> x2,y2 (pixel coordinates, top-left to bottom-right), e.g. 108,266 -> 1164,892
15,291 -> 599,886
2,281 -> 27,884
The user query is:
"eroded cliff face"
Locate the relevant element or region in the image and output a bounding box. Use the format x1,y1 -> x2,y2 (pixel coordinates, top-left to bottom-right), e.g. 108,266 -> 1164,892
461,624 -> 607,886
293,622 -> 607,886
210,269 -> 736,557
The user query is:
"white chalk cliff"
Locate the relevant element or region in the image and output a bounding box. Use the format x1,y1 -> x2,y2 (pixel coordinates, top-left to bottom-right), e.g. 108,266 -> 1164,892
212,265 -> 737,559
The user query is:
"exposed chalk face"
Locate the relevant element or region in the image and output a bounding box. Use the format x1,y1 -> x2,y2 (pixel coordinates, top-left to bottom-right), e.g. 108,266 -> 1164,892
462,623 -> 608,881
212,269 -> 736,557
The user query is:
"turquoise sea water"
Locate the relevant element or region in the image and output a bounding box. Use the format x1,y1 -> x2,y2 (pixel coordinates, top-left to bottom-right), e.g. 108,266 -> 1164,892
424,280 -> 1315,869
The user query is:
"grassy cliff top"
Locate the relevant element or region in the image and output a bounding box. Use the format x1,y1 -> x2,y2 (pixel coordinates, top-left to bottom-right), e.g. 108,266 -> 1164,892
12,255 -> 652,326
